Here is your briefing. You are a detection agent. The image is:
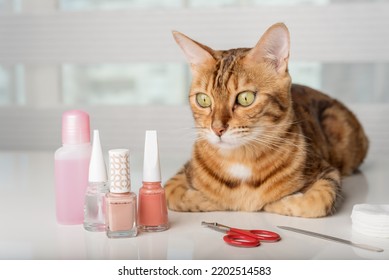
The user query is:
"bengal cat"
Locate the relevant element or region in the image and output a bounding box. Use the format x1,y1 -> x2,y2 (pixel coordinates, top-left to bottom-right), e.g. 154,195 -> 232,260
164,23 -> 368,218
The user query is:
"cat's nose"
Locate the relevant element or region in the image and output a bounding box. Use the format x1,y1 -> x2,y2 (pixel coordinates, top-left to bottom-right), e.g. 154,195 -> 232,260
212,124 -> 229,137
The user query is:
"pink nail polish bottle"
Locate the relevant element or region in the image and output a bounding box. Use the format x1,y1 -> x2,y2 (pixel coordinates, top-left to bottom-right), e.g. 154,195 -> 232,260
55,110 -> 92,225
138,130 -> 169,232
106,149 -> 138,238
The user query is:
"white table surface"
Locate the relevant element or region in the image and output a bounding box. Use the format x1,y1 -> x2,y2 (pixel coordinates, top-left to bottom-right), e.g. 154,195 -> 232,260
0,143 -> 388,260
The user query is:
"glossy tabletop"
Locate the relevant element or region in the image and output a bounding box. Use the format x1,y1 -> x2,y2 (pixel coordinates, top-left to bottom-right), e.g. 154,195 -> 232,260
0,145 -> 388,260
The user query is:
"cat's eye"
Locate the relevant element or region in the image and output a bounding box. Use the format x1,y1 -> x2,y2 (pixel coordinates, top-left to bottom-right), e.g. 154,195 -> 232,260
196,93 -> 212,108
236,91 -> 256,107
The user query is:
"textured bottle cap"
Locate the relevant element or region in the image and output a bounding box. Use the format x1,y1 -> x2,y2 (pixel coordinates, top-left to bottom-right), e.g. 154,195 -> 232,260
89,130 -> 107,182
109,149 -> 131,193
143,130 -> 161,182
62,110 -> 90,145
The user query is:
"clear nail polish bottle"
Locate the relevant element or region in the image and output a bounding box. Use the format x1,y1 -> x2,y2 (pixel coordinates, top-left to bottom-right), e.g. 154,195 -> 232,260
84,130 -> 108,232
138,130 -> 169,232
106,149 -> 138,238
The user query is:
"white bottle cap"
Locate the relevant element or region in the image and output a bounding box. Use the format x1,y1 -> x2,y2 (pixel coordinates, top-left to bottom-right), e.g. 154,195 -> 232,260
88,130 -> 107,182
109,149 -> 131,193
143,130 -> 161,182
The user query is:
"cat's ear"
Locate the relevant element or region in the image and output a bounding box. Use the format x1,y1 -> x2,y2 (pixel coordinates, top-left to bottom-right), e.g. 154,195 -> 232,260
172,31 -> 215,67
246,23 -> 290,74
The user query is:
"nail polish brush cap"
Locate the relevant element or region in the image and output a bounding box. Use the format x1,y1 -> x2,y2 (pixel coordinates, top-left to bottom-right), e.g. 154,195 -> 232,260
89,130 -> 107,183
143,130 -> 161,182
62,110 -> 90,145
109,149 -> 131,193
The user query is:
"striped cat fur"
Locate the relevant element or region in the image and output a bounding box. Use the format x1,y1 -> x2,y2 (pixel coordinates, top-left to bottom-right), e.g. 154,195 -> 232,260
164,23 -> 368,217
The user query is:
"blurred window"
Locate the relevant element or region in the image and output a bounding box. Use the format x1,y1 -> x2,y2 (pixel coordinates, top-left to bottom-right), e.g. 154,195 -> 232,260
0,0 -> 388,106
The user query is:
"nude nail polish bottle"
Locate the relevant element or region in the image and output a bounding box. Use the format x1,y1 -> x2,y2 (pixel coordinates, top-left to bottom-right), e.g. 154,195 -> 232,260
138,130 -> 169,232
106,149 -> 137,238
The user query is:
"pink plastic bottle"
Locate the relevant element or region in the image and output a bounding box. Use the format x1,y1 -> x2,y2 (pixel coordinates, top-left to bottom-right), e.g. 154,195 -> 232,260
55,110 -> 92,225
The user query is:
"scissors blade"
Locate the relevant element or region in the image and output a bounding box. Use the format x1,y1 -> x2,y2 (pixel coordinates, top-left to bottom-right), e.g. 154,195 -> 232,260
278,226 -> 384,253
201,221 -> 229,234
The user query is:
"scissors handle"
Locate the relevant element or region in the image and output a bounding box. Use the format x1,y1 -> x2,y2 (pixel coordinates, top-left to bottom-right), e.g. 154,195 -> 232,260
249,229 -> 281,242
230,228 -> 281,242
223,228 -> 281,247
223,234 -> 260,247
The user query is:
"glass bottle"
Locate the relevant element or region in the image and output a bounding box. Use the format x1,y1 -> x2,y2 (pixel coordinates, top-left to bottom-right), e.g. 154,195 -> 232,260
106,149 -> 138,238
138,130 -> 169,232
84,130 -> 108,232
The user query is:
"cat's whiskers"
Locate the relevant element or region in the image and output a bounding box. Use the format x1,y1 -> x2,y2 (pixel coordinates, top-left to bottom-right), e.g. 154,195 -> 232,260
165,24 -> 368,218
189,124 -> 307,155
262,136 -> 306,155
173,127 -> 202,141
249,124 -> 307,150
243,134 -> 284,153
244,130 -> 306,155
194,129 -> 212,143
257,132 -> 305,150
248,120 -> 312,142
245,138 -> 279,153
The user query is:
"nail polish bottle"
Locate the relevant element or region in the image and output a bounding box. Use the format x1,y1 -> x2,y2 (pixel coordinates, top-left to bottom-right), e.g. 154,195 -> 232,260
55,110 -> 92,225
138,130 -> 169,232
84,130 -> 109,232
106,149 -> 138,238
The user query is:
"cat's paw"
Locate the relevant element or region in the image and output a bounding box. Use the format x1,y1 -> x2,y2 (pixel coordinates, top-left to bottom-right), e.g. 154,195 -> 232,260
264,192 -> 328,218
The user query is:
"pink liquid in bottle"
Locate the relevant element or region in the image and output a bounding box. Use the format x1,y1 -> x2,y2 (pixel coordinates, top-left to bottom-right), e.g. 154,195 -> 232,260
55,110 -> 91,225
55,155 -> 90,224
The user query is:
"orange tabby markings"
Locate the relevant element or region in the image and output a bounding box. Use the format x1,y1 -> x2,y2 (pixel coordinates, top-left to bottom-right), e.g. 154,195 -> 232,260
165,23 -> 368,218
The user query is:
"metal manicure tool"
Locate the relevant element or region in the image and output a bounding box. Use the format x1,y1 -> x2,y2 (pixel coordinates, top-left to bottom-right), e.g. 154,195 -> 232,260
278,226 -> 384,253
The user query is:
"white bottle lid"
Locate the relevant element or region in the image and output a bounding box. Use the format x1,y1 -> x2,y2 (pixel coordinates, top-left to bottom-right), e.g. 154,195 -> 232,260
88,130 -> 107,182
143,130 -> 161,182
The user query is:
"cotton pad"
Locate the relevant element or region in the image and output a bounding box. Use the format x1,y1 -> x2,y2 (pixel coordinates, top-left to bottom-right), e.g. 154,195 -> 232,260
351,204 -> 389,238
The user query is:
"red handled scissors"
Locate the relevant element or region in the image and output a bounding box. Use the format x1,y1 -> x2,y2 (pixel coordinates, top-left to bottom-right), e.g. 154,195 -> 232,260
201,221 -> 281,248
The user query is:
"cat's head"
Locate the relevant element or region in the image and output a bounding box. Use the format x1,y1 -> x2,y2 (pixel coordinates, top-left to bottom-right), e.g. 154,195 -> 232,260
173,23 -> 292,150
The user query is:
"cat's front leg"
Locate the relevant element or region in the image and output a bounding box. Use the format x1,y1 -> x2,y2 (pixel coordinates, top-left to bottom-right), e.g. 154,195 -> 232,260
164,166 -> 221,212
263,166 -> 341,218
